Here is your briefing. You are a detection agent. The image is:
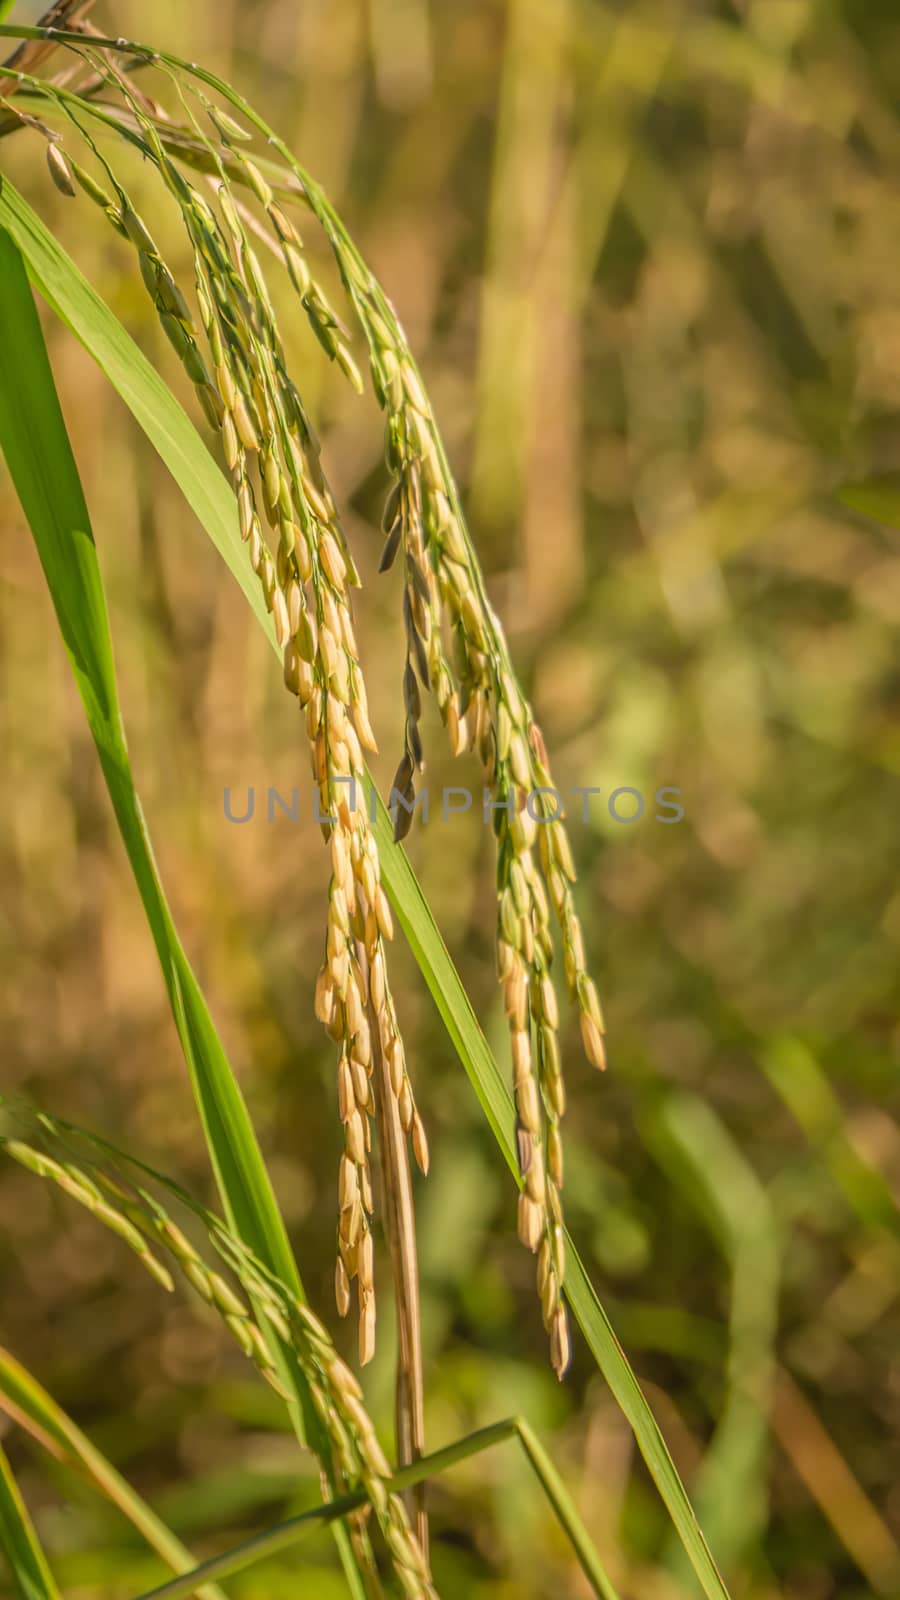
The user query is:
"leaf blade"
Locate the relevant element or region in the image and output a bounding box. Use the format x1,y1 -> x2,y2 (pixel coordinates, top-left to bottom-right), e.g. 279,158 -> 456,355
0,221 -> 366,1596
132,1417 -> 622,1600
0,1443 -> 60,1600
0,221 -> 294,1298
836,474 -> 900,528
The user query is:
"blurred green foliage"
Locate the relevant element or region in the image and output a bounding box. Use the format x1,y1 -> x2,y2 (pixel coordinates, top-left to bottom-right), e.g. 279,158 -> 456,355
0,1 -> 899,1596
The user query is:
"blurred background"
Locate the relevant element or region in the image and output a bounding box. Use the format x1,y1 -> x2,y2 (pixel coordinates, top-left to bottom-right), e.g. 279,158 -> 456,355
1,0 -> 900,1596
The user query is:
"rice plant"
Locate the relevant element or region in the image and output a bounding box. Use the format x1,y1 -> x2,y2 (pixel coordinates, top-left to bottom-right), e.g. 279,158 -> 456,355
0,6 -> 750,1598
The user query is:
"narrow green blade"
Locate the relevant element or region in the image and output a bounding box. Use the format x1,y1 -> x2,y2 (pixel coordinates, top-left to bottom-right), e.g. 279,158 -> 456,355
0,223 -> 297,1299
0,1443 -> 60,1600
130,1417 -> 621,1600
0,1347 -> 226,1600
0,223 -> 365,1596
836,474 -> 900,528
0,181 -> 729,1600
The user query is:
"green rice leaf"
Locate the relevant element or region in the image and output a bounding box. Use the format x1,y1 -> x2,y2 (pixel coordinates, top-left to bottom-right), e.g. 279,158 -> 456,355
0,1443 -> 60,1600
836,474 -> 900,528
132,1416 -> 621,1600
0,224 -> 290,1284
0,222 -> 366,1598
0,220 -> 298,1307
